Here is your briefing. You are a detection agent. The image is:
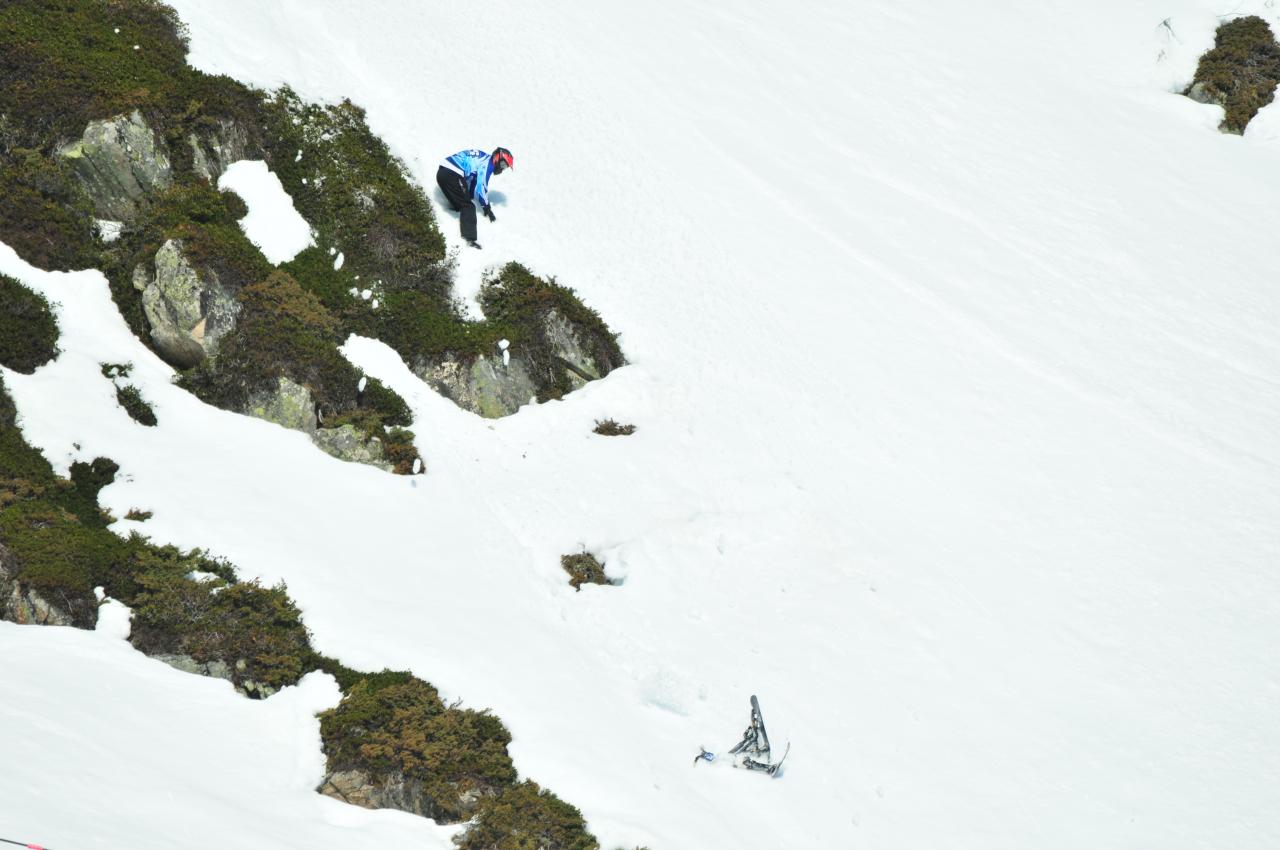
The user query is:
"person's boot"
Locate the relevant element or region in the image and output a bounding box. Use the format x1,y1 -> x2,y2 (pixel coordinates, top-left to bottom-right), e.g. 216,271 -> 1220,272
467,240 -> 482,250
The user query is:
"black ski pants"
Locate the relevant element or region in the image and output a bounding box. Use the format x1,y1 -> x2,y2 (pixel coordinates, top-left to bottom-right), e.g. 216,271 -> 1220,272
436,166 -> 478,242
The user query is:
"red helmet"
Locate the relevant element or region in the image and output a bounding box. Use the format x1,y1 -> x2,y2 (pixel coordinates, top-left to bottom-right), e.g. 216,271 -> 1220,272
493,147 -> 514,173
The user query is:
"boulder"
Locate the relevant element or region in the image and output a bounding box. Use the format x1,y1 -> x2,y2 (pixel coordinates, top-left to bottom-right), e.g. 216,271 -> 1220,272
543,308 -> 604,390
312,424 -> 393,471
245,376 -> 317,433
413,352 -> 538,419
148,653 -> 277,699
412,308 -> 615,418
57,110 -> 172,221
132,239 -> 240,369
0,541 -> 80,628
189,119 -> 251,182
1185,81 -> 1220,106
319,769 -> 481,822
150,652 -> 233,683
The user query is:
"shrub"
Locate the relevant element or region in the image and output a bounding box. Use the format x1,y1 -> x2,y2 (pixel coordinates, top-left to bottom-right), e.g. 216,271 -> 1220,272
480,263 -> 624,402
0,0 -> 263,162
319,676 -> 518,822
456,781 -> 600,850
592,419 -> 636,437
1186,16 -> 1280,133
116,384 -> 157,426
259,89 -> 449,300
179,269 -> 349,410
0,273 -> 58,372
131,572 -> 312,693
560,552 -> 609,591
0,500 -> 122,627
0,150 -> 99,270
124,508 -> 152,521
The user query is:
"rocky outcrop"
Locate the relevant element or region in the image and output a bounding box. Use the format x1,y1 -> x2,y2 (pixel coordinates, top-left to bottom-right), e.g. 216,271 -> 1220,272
414,352 -> 539,419
189,119 -> 251,182
245,376 -> 317,432
0,541 -> 79,627
150,653 -> 278,699
543,308 -> 605,390
132,239 -> 240,369
312,424 -> 393,471
319,770 -> 483,822
412,309 -> 611,418
244,379 -> 396,470
57,110 -> 172,221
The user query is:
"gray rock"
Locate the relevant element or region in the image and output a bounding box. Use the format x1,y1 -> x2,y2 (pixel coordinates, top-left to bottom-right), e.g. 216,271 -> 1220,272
245,376 -> 317,433
543,308 -> 601,390
413,352 -> 538,419
189,119 -> 250,182
312,424 -> 393,471
1185,82 -> 1221,106
318,770 -> 477,823
132,239 -> 240,369
151,653 -> 234,683
0,540 -> 80,627
57,110 -> 172,221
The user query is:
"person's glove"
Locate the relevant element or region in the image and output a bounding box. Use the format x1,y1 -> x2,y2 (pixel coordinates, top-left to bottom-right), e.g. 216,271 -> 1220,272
484,205 -> 497,222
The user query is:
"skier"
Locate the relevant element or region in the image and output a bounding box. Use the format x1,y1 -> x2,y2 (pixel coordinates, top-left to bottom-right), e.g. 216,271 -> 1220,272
436,147 -> 514,249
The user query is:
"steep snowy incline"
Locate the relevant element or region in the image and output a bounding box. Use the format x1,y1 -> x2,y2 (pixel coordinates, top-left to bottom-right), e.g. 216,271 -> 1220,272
3,0 -> 1279,849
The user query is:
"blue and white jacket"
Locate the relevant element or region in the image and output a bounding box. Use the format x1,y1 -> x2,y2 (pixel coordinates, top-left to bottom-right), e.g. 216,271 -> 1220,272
441,149 -> 496,209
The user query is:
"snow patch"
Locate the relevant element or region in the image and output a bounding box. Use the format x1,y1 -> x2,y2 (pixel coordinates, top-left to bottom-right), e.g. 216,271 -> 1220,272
217,160 -> 314,264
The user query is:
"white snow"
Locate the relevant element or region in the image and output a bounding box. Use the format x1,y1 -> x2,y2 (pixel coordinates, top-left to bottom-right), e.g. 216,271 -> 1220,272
216,159 -> 314,264
94,219 -> 123,243
2,1 -> 1279,849
333,251 -> 345,270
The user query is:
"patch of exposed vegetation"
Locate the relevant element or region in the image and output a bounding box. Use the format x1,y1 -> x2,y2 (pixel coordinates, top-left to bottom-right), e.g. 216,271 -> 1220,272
561,552 -> 610,591
115,384 -> 157,426
593,419 -> 636,437
132,570 -> 311,693
455,781 -> 599,850
1185,16 -> 1280,133
260,89 -> 449,301
320,676 -> 518,822
0,150 -> 99,271
125,508 -> 153,521
0,273 -> 58,372
479,263 -> 625,402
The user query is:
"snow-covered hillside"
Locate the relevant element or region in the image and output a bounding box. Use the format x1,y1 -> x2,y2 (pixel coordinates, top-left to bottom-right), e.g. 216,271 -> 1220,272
3,1 -> 1278,848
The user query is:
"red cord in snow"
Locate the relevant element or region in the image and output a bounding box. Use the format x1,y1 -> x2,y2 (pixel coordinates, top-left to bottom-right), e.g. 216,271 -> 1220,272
0,837 -> 49,850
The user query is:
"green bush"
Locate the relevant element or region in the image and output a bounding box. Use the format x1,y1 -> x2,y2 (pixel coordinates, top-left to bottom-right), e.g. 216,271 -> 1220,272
0,150 -> 99,270
0,500 -> 123,627
115,384 -> 157,426
561,552 -> 609,591
0,0 -> 263,162
0,273 -> 58,372
180,269 -> 347,408
456,781 -> 600,850
131,572 -> 312,693
480,263 -> 624,402
319,676 -> 518,822
592,419 -> 636,437
259,89 -> 448,298
1186,16 -> 1280,133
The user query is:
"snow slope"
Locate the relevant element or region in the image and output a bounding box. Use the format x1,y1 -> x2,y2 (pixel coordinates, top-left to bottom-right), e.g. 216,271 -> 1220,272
3,1 -> 1279,848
